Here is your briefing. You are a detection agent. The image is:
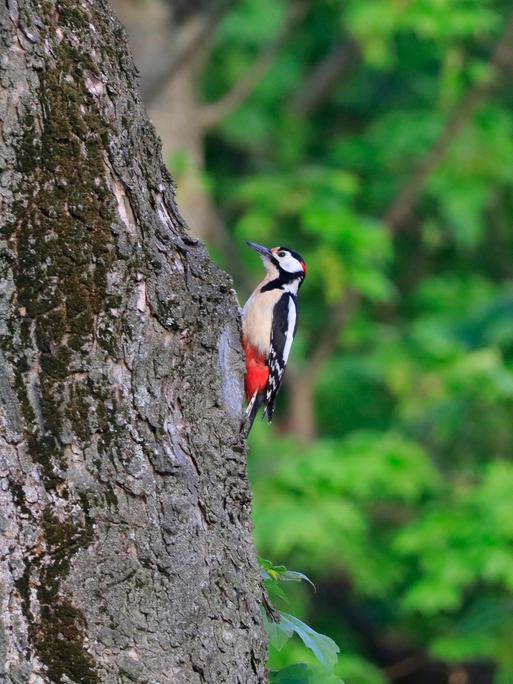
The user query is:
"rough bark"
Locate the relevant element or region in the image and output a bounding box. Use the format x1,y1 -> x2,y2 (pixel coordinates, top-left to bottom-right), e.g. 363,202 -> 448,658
0,1 -> 266,682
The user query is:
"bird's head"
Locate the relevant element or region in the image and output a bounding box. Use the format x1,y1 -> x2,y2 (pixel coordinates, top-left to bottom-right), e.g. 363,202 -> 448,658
247,241 -> 307,285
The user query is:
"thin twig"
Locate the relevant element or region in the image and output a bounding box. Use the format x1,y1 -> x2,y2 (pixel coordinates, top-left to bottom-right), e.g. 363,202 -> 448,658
304,290 -> 357,384
290,38 -> 359,116
384,653 -> 427,681
199,1 -> 310,129
143,4 -> 233,105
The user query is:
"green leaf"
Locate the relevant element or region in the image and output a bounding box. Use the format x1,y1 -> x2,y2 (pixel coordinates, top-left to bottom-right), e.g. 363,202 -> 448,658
262,611 -> 294,651
270,664 -> 311,684
281,570 -> 316,590
270,664 -> 344,684
259,558 -> 316,590
265,579 -> 289,605
278,613 -> 340,670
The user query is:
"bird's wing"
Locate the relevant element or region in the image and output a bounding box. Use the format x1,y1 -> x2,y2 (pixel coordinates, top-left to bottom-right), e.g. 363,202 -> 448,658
264,293 -> 297,422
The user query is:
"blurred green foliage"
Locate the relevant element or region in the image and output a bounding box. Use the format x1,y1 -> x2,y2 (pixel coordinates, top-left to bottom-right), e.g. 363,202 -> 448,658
198,0 -> 513,681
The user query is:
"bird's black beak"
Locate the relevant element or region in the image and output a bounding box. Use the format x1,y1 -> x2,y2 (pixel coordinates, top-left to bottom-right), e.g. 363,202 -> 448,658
246,241 -> 273,259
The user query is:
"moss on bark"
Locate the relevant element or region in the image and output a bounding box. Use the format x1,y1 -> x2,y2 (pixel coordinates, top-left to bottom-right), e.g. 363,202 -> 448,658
5,2 -> 118,677
33,508 -> 98,683
9,1 -> 117,487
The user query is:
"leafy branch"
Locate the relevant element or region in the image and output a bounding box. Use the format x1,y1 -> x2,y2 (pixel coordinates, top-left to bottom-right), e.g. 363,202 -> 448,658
259,558 -> 343,684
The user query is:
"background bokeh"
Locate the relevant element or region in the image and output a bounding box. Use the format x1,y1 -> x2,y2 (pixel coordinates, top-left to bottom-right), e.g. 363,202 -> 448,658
113,1 -> 513,681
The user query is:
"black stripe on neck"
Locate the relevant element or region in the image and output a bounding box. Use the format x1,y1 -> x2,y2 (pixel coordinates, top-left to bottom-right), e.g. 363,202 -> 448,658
260,271 -> 303,292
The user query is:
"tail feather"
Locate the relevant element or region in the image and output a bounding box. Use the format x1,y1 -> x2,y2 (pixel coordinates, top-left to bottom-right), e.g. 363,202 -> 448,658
263,395 -> 276,423
243,391 -> 264,435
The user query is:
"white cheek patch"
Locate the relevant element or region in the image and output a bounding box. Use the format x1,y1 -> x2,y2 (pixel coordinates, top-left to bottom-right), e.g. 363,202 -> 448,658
279,253 -> 303,273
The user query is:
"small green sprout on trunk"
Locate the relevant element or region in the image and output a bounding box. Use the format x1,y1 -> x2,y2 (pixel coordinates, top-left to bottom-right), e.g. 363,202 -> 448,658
259,558 -> 343,684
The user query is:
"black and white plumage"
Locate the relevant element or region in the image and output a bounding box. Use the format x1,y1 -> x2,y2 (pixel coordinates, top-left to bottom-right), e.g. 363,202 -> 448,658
264,291 -> 298,421
242,242 -> 306,433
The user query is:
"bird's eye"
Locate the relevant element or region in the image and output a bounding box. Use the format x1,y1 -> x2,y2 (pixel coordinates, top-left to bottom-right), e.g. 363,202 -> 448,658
277,251 -> 286,257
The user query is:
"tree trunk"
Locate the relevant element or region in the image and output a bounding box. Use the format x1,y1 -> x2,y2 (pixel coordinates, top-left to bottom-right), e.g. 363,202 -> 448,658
0,1 -> 266,682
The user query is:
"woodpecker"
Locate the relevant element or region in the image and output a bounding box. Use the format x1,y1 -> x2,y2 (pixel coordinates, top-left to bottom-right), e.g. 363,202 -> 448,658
242,241 -> 307,432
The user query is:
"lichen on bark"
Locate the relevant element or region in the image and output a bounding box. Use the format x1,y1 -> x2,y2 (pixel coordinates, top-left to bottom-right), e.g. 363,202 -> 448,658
0,1 -> 267,682
33,507 -> 98,683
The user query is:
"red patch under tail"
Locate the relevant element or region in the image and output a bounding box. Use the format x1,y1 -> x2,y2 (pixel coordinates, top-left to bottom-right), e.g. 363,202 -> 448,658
243,339 -> 269,402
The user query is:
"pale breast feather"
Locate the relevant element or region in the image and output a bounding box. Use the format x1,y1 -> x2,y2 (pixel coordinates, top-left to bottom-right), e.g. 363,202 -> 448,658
242,286 -> 283,355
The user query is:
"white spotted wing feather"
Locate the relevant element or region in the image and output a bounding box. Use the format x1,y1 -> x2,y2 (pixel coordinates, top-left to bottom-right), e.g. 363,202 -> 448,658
264,293 -> 297,422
